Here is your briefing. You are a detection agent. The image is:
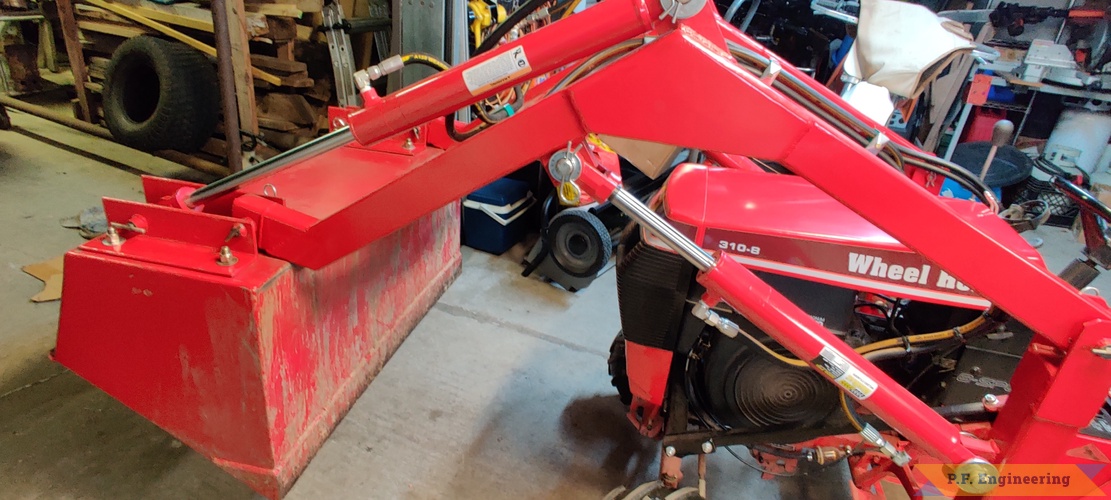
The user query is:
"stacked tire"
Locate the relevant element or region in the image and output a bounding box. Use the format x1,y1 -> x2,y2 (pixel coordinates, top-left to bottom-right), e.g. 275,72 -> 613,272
103,36 -> 219,153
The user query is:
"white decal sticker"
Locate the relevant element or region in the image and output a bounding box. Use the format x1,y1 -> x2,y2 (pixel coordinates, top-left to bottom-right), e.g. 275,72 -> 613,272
462,47 -> 531,95
813,346 -> 878,400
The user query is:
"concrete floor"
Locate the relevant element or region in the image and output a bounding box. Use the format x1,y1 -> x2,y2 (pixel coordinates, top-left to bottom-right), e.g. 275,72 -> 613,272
0,108 -> 1106,499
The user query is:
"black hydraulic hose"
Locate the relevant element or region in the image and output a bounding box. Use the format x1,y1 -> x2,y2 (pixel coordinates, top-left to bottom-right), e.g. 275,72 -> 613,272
727,43 -> 998,209
396,53 -> 487,141
472,0 -> 549,57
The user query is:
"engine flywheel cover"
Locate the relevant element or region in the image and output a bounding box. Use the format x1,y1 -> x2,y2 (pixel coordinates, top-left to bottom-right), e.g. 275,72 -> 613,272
698,332 -> 839,431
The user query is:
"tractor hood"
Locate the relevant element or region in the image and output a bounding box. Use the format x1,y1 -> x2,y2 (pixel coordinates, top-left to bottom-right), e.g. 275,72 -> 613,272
650,164 -> 1046,309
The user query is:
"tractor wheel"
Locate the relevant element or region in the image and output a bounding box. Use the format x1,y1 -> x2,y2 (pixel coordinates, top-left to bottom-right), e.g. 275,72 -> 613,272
548,208 -> 611,278
103,36 -> 219,152
608,331 -> 632,406
604,481 -> 703,500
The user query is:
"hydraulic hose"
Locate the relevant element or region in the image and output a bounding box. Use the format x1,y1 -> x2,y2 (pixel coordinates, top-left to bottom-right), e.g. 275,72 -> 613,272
726,43 -> 999,211
400,52 -> 451,71
719,312 -> 991,369
472,0 -> 550,57
397,52 -> 488,141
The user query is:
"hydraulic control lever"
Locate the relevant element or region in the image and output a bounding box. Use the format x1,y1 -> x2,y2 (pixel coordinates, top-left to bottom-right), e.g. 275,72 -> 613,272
978,119 -> 1014,182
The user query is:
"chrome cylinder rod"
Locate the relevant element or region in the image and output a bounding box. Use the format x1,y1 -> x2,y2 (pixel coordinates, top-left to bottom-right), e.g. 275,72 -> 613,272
609,188 -> 715,271
186,126 -> 355,206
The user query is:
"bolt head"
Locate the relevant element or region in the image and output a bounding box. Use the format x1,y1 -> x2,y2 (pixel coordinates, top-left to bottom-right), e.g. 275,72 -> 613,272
664,446 -> 676,457
701,441 -> 714,454
982,393 -> 1000,411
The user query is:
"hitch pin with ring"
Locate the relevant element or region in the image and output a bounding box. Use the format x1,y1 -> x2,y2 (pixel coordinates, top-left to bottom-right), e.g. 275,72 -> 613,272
549,141 -> 585,206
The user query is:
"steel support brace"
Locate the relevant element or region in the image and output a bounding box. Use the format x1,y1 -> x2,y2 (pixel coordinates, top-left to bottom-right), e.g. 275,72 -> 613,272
993,320 -> 1111,466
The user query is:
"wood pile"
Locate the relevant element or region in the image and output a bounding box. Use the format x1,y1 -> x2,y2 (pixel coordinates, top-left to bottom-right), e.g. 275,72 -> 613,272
68,0 -> 346,162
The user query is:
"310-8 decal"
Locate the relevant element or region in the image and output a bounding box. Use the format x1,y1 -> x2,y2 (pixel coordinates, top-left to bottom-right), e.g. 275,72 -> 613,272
718,240 -> 761,255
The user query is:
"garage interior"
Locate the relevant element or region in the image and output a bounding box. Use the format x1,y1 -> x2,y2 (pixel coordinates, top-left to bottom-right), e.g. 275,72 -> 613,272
2,0 -> 1111,498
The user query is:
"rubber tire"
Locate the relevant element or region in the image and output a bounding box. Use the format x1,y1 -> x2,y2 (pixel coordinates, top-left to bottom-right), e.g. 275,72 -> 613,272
608,332 -> 633,406
548,208 -> 611,278
103,36 -> 219,152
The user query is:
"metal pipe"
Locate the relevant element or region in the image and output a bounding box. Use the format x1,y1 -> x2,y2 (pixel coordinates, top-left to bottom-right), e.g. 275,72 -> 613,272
0,95 -> 229,177
186,126 -> 354,204
723,0 -> 746,23
211,0 -> 243,172
738,0 -> 761,32
609,188 -> 716,271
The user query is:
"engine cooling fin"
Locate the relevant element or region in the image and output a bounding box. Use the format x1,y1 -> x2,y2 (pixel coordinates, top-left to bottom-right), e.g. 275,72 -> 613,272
616,238 -> 694,350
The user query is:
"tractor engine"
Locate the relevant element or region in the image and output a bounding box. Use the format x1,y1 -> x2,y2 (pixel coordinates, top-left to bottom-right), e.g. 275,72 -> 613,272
612,228 -> 996,437
608,164 -> 1043,440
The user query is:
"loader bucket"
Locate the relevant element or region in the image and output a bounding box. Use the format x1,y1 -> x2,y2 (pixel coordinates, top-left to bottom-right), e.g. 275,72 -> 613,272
53,143 -> 462,498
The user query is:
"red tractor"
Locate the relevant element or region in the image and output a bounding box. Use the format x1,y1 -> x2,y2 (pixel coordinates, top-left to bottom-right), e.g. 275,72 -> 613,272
52,0 -> 1111,497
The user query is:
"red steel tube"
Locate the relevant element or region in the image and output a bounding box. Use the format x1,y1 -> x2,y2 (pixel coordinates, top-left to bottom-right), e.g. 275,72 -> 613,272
698,256 -> 979,465
345,0 -> 659,145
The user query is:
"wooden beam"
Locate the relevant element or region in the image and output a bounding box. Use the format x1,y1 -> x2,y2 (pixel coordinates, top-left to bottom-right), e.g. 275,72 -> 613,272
77,19 -> 149,38
56,0 -> 92,121
295,24 -> 313,41
275,40 -> 294,59
265,15 -> 296,40
250,53 -> 305,73
104,1 -> 271,37
77,5 -> 143,26
82,0 -> 283,86
244,3 -> 302,18
224,0 -> 259,141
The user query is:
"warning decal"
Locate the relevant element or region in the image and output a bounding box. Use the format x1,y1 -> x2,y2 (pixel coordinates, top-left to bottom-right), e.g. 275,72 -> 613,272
811,346 -> 878,400
462,47 -> 531,95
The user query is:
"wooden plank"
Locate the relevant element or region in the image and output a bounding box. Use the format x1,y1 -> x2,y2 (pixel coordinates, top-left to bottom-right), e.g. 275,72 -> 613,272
295,24 -> 313,41
257,115 -> 299,131
86,55 -> 109,80
80,30 -> 127,55
257,92 -> 315,125
250,53 -> 305,73
245,3 -> 302,17
265,15 -> 296,40
77,19 -> 149,38
38,20 -> 59,73
295,0 -> 322,13
76,5 -> 136,25
82,0 -> 283,86
279,73 -> 313,87
57,0 -> 92,120
923,24 -> 994,152
275,40 -> 294,60
261,127 -> 315,149
108,0 -> 270,37
225,0 -> 260,141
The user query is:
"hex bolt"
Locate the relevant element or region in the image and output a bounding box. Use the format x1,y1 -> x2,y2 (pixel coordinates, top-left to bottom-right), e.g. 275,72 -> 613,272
664,446 -> 676,457
217,246 -> 239,266
403,138 -> 415,150
701,441 -> 714,454
982,393 -> 1001,412
102,226 -> 123,246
